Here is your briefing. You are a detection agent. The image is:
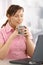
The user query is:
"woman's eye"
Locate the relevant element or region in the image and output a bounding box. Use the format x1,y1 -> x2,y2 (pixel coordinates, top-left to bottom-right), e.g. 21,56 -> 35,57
15,15 -> 23,18
21,15 -> 23,17
15,15 -> 18,17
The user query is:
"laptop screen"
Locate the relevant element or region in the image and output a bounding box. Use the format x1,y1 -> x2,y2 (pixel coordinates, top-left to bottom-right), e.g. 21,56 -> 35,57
32,35 -> 43,62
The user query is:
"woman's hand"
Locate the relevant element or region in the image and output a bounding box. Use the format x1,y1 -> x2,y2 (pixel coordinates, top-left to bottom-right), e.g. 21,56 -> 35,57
11,28 -> 19,39
22,27 -> 30,38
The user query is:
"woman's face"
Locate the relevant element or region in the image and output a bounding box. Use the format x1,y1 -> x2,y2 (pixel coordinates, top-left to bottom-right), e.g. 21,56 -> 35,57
9,9 -> 24,28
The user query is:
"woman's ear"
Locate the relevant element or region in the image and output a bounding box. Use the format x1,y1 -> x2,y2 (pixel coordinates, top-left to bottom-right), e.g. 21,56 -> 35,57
7,14 -> 10,18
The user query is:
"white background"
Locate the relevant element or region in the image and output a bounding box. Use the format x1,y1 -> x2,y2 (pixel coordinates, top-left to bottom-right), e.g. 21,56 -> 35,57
0,0 -> 43,36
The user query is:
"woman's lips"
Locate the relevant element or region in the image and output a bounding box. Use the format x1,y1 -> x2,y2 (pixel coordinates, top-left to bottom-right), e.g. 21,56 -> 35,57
17,21 -> 21,24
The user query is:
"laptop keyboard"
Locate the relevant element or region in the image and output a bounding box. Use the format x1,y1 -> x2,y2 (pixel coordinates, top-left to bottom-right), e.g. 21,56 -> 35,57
9,58 -> 31,64
9,58 -> 43,65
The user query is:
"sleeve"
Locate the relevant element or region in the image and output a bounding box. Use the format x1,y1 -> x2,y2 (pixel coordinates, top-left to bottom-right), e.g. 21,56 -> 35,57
0,31 -> 5,44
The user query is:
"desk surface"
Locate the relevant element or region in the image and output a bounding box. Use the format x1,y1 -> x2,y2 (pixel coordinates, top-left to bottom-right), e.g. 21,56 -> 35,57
0,60 -> 22,65
0,60 -> 43,65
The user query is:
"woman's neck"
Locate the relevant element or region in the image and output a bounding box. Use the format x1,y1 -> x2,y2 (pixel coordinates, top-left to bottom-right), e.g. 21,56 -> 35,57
9,21 -> 16,30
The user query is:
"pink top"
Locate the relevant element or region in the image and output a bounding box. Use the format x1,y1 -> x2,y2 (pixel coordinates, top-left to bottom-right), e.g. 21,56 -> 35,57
0,23 -> 33,60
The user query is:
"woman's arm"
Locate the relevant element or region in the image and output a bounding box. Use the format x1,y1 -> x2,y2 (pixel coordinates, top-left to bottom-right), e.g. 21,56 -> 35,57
0,29 -> 18,60
23,27 -> 35,57
25,37 -> 35,57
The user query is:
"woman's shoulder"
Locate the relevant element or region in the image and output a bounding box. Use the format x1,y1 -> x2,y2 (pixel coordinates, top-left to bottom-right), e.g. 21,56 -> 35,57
0,27 -> 5,33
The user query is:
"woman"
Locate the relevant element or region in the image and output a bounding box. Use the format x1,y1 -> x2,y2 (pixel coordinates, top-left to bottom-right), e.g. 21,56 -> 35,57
0,5 -> 35,60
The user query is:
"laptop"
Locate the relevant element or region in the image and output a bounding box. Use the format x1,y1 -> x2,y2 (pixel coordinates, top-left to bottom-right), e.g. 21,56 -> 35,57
9,35 -> 43,64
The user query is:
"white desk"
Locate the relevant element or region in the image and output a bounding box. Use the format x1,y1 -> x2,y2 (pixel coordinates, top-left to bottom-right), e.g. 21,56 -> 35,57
0,60 -> 22,65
